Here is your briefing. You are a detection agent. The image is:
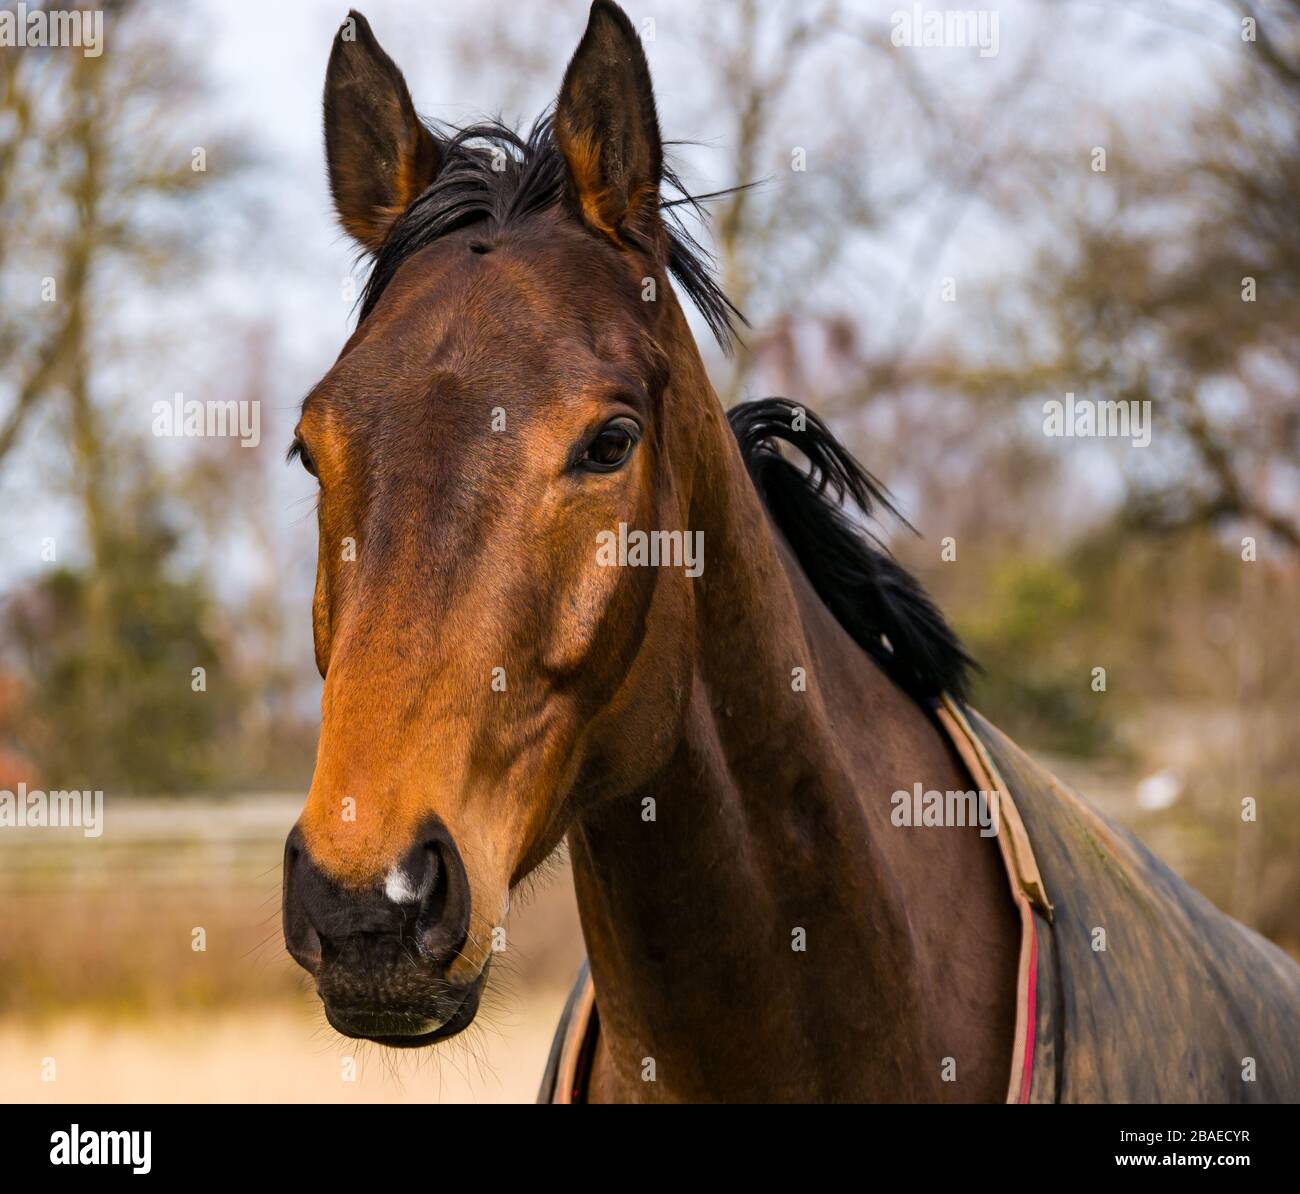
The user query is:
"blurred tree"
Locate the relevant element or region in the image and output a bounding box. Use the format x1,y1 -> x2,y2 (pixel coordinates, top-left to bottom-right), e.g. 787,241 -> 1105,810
0,0 -> 252,792
6,465 -> 235,791
921,0 -> 1300,550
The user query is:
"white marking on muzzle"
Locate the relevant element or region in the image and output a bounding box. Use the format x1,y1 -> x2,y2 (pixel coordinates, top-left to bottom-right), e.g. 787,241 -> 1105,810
384,865 -> 433,906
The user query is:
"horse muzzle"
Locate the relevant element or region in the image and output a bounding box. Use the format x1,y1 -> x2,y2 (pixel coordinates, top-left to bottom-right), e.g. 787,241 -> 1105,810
281,819 -> 486,1046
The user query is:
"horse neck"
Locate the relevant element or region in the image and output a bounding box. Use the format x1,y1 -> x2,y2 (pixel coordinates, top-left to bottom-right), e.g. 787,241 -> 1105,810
566,359 -> 948,1102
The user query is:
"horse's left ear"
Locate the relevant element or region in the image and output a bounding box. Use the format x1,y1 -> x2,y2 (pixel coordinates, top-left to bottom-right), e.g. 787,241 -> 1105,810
555,1 -> 662,246
323,10 -> 441,252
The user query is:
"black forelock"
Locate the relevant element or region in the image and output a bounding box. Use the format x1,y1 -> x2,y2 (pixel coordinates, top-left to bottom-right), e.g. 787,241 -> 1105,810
357,113 -> 743,353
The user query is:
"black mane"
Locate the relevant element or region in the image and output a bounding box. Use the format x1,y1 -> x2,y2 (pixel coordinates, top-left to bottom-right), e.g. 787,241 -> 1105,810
357,115 -> 970,705
359,115 -> 741,350
729,399 -> 974,703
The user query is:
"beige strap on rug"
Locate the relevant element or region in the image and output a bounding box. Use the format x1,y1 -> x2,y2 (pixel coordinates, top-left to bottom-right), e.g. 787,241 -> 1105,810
551,973 -> 597,1104
937,695 -> 1052,1103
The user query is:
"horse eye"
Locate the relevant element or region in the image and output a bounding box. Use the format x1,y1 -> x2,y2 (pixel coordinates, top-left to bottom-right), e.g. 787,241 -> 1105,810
578,418 -> 640,472
290,439 -> 318,478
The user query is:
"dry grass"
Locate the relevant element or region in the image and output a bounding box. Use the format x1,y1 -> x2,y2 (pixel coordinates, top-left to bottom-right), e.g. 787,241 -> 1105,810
0,1000 -> 568,1103
0,794 -> 586,1102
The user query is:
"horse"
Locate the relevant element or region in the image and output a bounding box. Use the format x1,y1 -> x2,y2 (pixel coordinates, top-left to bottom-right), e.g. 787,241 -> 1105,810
282,2 -> 1300,1102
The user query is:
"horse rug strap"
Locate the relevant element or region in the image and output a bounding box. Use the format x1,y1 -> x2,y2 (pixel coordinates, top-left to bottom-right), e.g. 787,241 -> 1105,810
539,695 -> 1300,1103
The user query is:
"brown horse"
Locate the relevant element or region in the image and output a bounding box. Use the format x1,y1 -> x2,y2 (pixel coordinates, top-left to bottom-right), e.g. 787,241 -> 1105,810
283,3 -> 1300,1103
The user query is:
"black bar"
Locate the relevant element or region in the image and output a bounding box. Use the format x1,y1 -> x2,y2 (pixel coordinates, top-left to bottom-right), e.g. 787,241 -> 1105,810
1,1102 -> 1290,1180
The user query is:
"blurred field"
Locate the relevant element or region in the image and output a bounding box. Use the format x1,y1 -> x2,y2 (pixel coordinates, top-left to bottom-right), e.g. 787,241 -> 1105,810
0,795 -> 585,1103
0,1003 -> 566,1103
4,698 -> 1297,1104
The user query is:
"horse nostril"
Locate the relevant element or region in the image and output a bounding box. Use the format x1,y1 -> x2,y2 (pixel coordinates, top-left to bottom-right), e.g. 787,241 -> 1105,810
282,829 -> 323,976
410,830 -> 471,967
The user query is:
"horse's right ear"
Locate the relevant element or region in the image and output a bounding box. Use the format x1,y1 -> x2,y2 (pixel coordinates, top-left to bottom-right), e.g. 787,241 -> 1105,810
555,1 -> 662,247
323,10 -> 441,252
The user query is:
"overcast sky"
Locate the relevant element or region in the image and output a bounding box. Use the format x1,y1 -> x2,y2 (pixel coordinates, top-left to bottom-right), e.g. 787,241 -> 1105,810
0,0 -> 1246,601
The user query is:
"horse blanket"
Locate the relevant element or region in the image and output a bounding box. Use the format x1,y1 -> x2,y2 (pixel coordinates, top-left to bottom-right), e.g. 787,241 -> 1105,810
539,696 -> 1300,1103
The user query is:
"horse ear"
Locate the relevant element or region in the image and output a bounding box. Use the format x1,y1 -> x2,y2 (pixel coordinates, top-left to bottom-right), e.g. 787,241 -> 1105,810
323,10 -> 441,252
555,1 -> 662,245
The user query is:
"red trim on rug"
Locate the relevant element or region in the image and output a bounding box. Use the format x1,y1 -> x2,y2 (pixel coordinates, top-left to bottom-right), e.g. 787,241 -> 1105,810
1018,914 -> 1038,1104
